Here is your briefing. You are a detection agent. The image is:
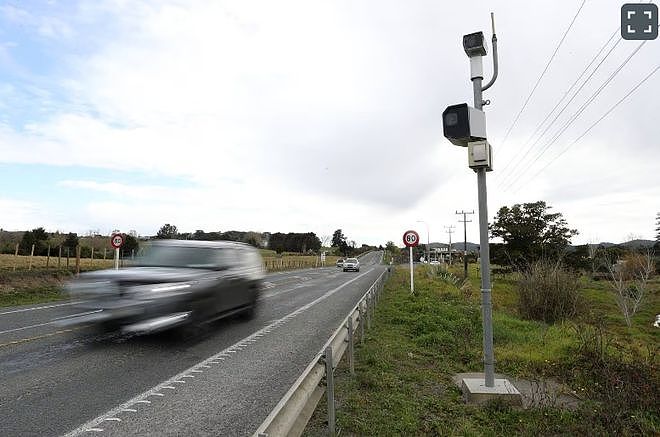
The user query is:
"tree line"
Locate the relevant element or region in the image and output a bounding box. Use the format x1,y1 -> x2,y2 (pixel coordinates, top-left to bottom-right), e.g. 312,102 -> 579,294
0,228 -> 139,257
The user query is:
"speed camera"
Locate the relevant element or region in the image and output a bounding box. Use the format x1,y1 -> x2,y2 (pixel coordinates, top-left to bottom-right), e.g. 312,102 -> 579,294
463,32 -> 487,57
442,103 -> 487,147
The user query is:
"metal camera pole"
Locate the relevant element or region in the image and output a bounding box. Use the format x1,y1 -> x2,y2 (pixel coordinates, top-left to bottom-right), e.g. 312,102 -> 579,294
470,13 -> 498,388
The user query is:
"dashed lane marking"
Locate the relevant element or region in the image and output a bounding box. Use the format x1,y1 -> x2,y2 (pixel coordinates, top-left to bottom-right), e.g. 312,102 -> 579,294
63,267 -> 377,436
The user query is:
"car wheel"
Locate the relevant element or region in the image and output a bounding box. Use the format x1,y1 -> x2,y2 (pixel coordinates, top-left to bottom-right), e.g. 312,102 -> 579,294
356,268 -> 360,272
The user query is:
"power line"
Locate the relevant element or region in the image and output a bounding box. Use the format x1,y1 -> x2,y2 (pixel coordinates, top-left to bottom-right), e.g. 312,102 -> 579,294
496,26 -> 620,183
513,63 -> 660,190
502,39 -> 649,192
498,0 -> 586,149
498,0 -> 655,188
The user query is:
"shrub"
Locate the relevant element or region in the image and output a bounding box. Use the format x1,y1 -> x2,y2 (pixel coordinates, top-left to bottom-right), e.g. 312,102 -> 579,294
563,323 -> 659,434
517,260 -> 583,323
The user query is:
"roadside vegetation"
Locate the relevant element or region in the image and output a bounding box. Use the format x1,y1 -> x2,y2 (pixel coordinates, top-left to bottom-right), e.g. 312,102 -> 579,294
305,264 -> 658,436
306,202 -> 659,436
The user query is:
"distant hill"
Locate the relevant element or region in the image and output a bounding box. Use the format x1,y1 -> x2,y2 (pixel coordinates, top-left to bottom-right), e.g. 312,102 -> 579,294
619,239 -> 656,249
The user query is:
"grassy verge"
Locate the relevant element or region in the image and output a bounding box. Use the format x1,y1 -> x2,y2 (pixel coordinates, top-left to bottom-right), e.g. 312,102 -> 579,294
304,265 -> 659,436
0,269 -> 73,307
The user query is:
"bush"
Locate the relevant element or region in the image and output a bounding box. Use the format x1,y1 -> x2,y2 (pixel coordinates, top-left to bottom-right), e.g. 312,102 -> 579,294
517,260 -> 583,323
562,323 -> 659,434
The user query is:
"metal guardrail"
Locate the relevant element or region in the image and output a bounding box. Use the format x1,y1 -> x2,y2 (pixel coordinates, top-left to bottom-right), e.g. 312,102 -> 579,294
253,268 -> 390,437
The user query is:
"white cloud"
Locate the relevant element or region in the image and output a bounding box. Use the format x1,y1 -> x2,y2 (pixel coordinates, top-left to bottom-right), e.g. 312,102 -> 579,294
0,0 -> 658,244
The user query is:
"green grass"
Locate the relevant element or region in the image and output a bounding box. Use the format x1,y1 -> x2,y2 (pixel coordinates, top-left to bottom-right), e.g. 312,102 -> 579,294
0,269 -> 72,307
304,264 -> 659,436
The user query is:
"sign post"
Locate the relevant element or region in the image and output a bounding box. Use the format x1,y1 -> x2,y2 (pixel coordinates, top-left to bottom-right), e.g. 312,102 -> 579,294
402,230 -> 420,294
110,233 -> 124,270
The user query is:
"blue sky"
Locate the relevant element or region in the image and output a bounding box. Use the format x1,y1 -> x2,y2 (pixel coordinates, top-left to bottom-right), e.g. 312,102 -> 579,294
1,1 -> 658,244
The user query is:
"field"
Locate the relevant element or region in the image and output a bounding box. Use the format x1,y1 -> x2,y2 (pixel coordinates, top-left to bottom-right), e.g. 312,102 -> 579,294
0,252 -> 341,307
304,263 -> 659,436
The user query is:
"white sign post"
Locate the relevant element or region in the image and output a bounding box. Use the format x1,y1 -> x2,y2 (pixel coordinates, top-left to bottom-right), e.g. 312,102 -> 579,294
403,230 -> 420,294
110,233 -> 124,270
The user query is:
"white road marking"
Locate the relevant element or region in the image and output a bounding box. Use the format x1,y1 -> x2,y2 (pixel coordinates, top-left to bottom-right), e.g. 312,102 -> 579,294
63,267 -> 376,437
0,310 -> 102,335
121,409 -> 137,413
51,310 -> 102,321
104,418 -> 121,422
85,428 -> 104,433
151,393 -> 165,397
0,321 -> 53,335
135,400 -> 151,404
0,301 -> 84,316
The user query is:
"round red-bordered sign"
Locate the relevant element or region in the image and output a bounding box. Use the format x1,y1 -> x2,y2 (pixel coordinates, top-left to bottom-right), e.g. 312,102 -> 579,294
110,233 -> 124,249
402,230 -> 420,248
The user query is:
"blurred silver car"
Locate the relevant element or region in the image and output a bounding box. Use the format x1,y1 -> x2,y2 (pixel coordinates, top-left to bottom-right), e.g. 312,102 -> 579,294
58,240 -> 265,334
342,258 -> 360,272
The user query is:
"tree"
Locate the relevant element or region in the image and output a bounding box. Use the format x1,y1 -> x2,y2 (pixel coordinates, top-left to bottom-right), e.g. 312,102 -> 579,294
490,201 -> 578,268
602,250 -> 655,327
331,229 -> 351,256
122,234 -> 140,255
156,224 -> 178,239
331,229 -> 346,248
63,233 -> 79,250
656,212 -> 659,242
20,227 -> 49,255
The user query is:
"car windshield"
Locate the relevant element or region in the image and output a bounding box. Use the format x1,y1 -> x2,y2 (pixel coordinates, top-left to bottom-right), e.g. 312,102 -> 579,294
137,246 -> 226,269
346,258 -> 358,263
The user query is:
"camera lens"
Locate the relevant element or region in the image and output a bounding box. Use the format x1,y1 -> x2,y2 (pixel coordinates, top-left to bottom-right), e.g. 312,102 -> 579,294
445,113 -> 458,126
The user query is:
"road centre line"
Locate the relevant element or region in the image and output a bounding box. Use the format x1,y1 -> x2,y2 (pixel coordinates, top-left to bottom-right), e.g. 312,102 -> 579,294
0,311 -> 101,336
0,301 -> 84,316
0,321 -> 54,335
63,267 -> 375,437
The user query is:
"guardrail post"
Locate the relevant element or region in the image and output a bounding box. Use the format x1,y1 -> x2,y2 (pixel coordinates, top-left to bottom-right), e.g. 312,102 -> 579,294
347,317 -> 355,375
359,302 -> 365,345
324,346 -> 336,437
366,293 -> 372,330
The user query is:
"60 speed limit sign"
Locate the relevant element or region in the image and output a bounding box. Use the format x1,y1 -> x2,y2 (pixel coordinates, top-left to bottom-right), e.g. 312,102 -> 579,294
402,230 -> 420,248
110,233 -> 124,249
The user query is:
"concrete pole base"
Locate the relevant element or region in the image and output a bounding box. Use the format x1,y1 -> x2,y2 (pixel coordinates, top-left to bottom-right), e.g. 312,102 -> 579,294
458,374 -> 522,406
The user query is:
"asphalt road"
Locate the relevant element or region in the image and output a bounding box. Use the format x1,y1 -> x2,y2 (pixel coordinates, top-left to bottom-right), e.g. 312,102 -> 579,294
0,251 -> 386,437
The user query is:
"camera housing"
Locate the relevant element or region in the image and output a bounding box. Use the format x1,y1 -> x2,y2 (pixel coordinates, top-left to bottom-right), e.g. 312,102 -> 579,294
442,103 -> 487,147
463,32 -> 487,57
468,140 -> 493,172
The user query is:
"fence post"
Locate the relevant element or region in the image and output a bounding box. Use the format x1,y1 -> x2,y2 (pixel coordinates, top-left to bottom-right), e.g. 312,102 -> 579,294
46,244 -> 50,268
347,316 -> 355,376
75,245 -> 81,275
103,248 -> 107,260
90,247 -> 94,267
359,302 -> 365,345
29,244 -> 35,270
324,346 -> 336,437
13,243 -> 19,271
66,247 -> 70,269
58,245 -> 62,268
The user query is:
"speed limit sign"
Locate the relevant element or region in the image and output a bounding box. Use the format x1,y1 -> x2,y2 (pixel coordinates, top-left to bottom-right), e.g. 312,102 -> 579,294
402,230 -> 420,248
110,233 -> 124,249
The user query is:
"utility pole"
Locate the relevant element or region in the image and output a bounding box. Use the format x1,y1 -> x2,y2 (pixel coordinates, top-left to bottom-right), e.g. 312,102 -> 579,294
456,210 -> 474,279
444,225 -> 455,265
416,220 -> 430,263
